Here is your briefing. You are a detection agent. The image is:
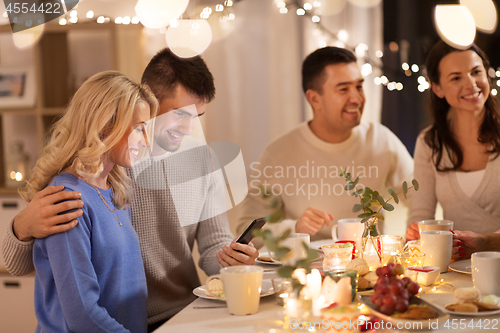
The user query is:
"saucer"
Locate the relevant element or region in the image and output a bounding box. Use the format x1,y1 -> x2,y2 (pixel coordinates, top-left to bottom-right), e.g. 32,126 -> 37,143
449,259 -> 471,274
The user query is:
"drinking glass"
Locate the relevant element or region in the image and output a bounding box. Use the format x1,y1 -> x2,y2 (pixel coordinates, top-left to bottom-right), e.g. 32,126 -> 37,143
271,277 -> 293,306
395,252 -> 425,268
381,235 -> 404,265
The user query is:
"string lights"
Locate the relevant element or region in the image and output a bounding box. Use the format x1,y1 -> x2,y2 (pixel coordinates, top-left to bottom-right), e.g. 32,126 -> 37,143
5,0 -> 500,90
275,0 -> 500,95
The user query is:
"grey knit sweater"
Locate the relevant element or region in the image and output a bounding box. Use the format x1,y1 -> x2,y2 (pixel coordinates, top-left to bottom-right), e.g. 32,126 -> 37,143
1,141 -> 234,324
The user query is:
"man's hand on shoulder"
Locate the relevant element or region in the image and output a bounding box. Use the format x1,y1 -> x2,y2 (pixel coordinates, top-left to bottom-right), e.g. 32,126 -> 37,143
13,185 -> 84,241
216,242 -> 259,267
295,207 -> 333,235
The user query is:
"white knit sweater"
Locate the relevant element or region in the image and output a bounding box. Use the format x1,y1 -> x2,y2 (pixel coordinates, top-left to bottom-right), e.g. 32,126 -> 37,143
409,130 -> 500,233
238,121 -> 414,241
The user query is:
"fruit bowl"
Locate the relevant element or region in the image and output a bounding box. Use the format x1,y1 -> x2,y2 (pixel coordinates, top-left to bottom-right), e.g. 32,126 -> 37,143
358,294 -> 449,330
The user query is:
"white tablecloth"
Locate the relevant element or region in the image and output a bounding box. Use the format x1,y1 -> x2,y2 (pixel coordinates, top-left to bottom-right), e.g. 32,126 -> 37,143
156,266 -> 500,333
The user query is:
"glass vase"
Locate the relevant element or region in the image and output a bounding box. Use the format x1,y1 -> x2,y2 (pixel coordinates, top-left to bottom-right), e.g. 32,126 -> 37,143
360,217 -> 384,269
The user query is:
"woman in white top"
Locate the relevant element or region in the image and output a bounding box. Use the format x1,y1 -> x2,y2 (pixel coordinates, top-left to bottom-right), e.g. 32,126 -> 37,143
406,41 -> 500,260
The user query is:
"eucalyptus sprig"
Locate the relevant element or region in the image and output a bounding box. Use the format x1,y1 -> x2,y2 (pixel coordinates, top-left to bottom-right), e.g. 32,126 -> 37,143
340,169 -> 419,223
252,185 -> 318,289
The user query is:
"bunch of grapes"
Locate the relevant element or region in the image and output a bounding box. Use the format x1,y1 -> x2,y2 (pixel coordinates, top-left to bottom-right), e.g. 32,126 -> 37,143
370,263 -> 420,316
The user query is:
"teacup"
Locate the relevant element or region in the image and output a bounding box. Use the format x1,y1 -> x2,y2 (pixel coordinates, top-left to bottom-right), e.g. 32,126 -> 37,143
206,265 -> 263,315
270,233 -> 310,265
417,220 -> 453,238
331,218 -> 364,250
420,230 -> 453,273
472,251 -> 500,296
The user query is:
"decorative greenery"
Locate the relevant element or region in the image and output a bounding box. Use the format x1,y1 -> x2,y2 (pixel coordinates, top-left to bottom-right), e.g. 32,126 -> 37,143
252,186 -> 318,291
339,169 -> 419,223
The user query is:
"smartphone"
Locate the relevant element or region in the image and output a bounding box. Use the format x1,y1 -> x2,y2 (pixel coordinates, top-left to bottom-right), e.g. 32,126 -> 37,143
236,217 -> 267,245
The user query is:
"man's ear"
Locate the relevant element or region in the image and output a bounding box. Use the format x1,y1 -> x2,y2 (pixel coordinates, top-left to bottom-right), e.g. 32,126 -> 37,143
432,83 -> 444,99
305,89 -> 320,111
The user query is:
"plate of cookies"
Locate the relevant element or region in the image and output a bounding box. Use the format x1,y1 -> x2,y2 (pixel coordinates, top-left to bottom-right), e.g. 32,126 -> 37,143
442,302 -> 500,316
438,287 -> 500,316
256,252 -> 281,265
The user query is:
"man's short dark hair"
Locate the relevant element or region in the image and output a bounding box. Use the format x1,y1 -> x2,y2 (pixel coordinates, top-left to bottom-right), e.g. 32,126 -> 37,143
141,49 -> 215,104
302,47 -> 357,94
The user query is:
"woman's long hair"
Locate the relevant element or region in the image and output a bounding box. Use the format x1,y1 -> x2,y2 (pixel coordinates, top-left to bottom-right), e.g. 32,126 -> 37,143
19,71 -> 158,208
424,41 -> 500,171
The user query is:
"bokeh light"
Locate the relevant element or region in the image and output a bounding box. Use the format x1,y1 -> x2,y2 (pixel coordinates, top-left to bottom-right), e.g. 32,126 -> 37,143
321,0 -> 347,16
166,20 -> 212,58
348,0 -> 382,8
435,5 -> 476,49
460,0 -> 497,33
135,0 -> 189,29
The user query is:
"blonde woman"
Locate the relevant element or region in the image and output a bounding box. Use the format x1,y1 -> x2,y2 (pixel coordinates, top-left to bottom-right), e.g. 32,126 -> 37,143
19,71 -> 158,333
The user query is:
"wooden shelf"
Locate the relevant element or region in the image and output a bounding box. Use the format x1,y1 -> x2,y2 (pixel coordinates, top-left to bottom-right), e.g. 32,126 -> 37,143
0,21 -> 145,189
0,21 -> 143,34
0,109 -> 37,116
40,107 -> 66,116
0,187 -> 21,196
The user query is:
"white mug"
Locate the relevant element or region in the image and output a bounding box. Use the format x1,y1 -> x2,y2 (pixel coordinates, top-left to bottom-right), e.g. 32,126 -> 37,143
206,265 -> 263,315
331,218 -> 364,250
271,233 -> 310,265
420,230 -> 452,273
472,251 -> 500,296
417,220 -> 453,238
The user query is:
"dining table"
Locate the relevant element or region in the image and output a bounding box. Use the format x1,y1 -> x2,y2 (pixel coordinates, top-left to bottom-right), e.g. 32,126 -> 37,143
155,256 -> 500,333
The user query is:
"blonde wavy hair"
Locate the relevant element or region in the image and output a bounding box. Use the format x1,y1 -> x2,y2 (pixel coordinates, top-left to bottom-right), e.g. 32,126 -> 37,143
19,71 -> 158,208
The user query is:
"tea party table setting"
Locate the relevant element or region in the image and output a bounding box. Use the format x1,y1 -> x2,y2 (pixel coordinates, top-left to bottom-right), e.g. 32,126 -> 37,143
155,227 -> 500,333
157,176 -> 500,332
156,258 -> 500,332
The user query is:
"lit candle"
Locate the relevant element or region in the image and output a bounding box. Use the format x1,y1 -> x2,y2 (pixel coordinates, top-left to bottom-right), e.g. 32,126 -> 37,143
306,269 -> 323,316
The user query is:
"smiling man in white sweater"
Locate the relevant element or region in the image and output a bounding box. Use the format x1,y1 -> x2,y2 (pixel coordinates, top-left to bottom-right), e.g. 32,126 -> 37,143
238,47 -> 414,241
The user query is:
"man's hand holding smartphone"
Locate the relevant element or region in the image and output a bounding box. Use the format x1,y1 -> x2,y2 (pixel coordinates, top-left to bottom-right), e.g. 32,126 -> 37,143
216,218 -> 265,267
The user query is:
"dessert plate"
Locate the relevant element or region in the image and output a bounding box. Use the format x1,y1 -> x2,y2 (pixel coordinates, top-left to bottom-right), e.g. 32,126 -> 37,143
256,252 -> 281,265
193,279 -> 275,301
449,259 -> 472,274
358,294 -> 449,330
437,304 -> 500,316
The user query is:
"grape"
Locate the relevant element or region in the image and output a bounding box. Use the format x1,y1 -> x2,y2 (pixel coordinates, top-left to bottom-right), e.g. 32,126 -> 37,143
393,264 -> 404,276
402,276 -> 412,287
400,288 -> 410,300
395,298 -> 409,313
377,276 -> 389,285
389,280 -> 404,295
381,266 -> 392,277
408,282 -> 420,295
371,294 -> 384,308
379,304 -> 394,316
382,294 -> 397,307
377,284 -> 390,295
370,265 -> 420,317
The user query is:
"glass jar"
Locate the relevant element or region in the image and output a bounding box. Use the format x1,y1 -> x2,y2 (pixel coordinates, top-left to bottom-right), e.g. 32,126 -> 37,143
360,217 -> 384,269
5,140 -> 30,188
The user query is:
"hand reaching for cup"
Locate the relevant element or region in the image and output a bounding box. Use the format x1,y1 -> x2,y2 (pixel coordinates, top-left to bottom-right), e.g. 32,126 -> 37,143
405,221 -> 420,241
295,207 -> 333,235
451,230 -> 499,260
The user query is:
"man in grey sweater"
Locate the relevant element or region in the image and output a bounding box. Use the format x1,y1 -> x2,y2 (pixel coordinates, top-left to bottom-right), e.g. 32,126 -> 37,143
1,49 -> 258,332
